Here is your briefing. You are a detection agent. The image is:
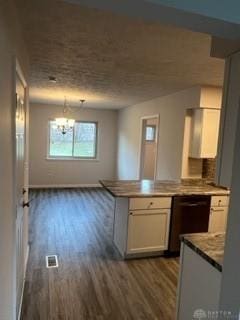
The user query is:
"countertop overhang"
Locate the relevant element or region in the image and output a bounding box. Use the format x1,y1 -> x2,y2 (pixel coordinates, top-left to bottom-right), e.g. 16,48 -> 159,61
181,232 -> 225,272
100,180 -> 230,198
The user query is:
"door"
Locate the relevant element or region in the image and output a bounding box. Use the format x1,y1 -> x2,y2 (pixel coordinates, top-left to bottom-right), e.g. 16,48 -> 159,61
140,116 -> 159,180
127,209 -> 171,254
16,73 -> 26,317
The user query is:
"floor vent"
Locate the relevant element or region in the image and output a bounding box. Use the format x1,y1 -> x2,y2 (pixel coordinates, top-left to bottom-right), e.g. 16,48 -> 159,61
46,255 -> 59,268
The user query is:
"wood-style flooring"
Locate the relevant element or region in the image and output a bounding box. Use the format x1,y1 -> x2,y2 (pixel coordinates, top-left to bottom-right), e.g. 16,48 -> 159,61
21,188 -> 179,320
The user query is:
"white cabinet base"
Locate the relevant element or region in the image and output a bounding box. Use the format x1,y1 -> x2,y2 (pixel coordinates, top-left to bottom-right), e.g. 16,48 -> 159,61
177,244 -> 221,320
113,198 -> 129,257
113,197 -> 171,259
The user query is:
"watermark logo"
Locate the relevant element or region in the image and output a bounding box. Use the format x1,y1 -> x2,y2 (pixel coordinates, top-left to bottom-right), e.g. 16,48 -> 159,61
192,309 -> 236,319
193,309 -> 207,320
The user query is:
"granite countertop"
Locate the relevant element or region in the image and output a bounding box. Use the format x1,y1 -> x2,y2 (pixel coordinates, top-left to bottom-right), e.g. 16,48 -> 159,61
181,232 -> 225,272
100,179 -> 230,198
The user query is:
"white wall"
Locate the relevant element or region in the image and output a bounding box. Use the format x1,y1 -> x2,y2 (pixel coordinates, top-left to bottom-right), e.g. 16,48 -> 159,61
117,86 -> 202,181
117,86 -> 222,181
218,51 -> 240,315
216,53 -> 240,188
0,1 -> 29,319
29,103 -> 118,186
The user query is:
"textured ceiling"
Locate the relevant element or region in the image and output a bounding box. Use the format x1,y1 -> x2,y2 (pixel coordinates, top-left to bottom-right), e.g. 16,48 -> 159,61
16,0 -> 224,109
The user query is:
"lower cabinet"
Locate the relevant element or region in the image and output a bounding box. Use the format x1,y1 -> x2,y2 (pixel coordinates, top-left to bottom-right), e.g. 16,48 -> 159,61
113,197 -> 171,258
127,209 -> 171,254
113,195 -> 229,259
208,196 -> 229,233
208,206 -> 228,233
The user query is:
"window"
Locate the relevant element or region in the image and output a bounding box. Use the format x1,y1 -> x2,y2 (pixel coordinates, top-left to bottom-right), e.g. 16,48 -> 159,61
145,125 -> 156,141
49,121 -> 98,159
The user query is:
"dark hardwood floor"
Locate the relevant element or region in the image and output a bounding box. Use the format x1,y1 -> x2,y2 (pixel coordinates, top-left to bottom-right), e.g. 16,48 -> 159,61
21,188 -> 179,320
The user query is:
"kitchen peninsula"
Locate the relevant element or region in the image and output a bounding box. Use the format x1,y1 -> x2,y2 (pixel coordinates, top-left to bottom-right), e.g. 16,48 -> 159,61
100,180 -> 229,258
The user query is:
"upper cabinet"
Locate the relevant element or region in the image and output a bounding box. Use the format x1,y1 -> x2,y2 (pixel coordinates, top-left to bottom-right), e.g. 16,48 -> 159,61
189,108 -> 221,159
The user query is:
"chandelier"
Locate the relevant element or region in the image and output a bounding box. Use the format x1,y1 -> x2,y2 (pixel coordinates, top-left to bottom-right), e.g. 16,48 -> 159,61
55,98 -> 75,134
55,117 -> 75,135
55,98 -> 85,135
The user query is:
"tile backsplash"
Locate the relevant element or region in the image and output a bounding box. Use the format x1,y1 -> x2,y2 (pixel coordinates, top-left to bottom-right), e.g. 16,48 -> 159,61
202,158 -> 216,181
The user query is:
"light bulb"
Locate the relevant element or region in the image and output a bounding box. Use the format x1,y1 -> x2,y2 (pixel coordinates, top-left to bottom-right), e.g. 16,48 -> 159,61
55,117 -> 67,126
67,119 -> 75,128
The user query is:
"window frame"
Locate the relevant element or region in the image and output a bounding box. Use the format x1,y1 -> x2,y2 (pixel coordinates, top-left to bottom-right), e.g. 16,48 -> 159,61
145,125 -> 156,142
47,120 -> 99,160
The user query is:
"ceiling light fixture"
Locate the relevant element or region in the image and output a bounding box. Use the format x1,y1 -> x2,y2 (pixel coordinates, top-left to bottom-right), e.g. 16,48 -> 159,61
80,99 -> 85,105
55,98 -> 75,135
49,76 -> 57,83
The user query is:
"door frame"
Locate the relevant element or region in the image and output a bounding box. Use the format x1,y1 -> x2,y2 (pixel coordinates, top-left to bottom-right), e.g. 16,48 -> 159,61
138,114 -> 160,180
15,58 -> 29,320
16,60 -> 27,88
16,59 -> 29,197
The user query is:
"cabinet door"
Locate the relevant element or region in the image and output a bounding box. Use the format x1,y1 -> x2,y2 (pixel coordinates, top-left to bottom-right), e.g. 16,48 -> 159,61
201,109 -> 220,158
190,109 -> 220,158
127,209 -> 170,254
208,207 -> 228,233
189,109 -> 203,158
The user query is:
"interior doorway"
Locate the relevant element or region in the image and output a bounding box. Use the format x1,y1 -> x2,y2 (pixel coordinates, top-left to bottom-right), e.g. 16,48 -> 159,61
139,115 -> 159,180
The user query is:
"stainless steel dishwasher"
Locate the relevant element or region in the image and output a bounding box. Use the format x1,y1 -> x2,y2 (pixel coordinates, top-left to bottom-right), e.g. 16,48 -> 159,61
168,195 -> 211,254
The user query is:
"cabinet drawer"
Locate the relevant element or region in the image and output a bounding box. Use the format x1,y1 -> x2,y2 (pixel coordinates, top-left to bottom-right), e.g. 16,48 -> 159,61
129,197 -> 172,210
211,196 -> 229,207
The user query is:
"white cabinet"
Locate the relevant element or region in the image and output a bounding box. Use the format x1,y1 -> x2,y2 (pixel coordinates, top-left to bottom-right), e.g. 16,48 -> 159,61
127,209 -> 171,254
208,207 -> 228,233
113,197 -> 172,258
211,195 -> 229,207
190,108 -> 221,158
208,195 -> 229,233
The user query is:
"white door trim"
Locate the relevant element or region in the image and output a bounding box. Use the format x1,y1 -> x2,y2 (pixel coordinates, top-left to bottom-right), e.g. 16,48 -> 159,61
138,114 -> 160,180
16,60 -> 27,88
15,58 -> 28,320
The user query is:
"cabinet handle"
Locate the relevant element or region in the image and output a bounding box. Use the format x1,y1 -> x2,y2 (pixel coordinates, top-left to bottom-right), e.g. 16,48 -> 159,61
148,202 -> 154,209
130,212 -> 168,216
211,208 -> 225,212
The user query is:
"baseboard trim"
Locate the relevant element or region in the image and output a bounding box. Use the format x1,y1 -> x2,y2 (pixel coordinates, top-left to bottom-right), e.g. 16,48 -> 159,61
24,244 -> 29,275
29,183 -> 102,189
